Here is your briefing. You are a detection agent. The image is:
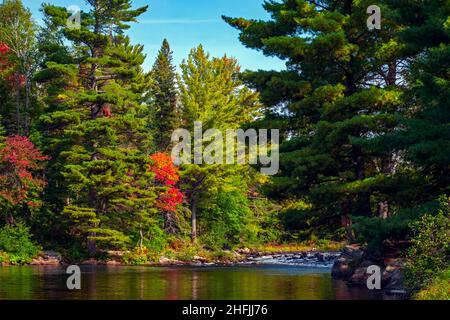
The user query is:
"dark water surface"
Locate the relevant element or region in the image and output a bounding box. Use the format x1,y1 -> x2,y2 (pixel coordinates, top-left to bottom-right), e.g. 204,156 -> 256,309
0,265 -> 396,300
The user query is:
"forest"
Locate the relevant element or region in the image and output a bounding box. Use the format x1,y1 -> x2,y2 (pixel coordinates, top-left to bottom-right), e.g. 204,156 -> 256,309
0,0 -> 448,299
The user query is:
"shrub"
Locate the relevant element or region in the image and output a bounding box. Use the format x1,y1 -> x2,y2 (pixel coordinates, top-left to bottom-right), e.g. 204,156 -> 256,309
171,244 -> 203,262
0,251 -> 9,263
416,269 -> 450,300
123,246 -> 159,264
404,198 -> 450,292
0,223 -> 41,264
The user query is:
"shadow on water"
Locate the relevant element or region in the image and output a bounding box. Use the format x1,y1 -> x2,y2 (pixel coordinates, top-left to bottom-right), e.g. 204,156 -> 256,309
0,265 -> 399,300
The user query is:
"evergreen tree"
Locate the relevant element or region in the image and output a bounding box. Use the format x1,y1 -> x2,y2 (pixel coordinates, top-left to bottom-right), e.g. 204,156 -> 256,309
369,0 -> 450,199
178,46 -> 261,241
224,0 -> 406,239
36,1 -> 159,255
148,39 -> 179,151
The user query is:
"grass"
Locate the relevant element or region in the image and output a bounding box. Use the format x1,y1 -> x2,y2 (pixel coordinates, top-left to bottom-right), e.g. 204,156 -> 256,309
250,240 -> 345,254
415,269 -> 450,300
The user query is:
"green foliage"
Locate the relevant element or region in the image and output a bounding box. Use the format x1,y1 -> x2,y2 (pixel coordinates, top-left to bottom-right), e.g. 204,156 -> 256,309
199,179 -> 253,249
404,198 -> 450,292
123,246 -> 159,264
352,200 -> 442,249
0,0 -> 448,268
169,243 -> 203,262
0,0 -> 40,136
415,269 -> 450,300
147,39 -> 179,151
224,0 -> 407,238
178,45 -> 261,242
0,250 -> 10,263
35,0 -> 159,254
0,223 -> 41,264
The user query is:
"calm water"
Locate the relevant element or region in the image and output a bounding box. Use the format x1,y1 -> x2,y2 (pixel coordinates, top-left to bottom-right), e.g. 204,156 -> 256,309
0,265 -> 394,300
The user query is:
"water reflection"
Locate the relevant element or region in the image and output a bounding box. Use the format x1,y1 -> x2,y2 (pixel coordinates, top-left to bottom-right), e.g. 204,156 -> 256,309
0,265 -> 393,300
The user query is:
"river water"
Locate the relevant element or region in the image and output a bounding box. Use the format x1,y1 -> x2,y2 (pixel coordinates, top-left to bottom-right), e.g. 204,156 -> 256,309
0,265 -> 398,300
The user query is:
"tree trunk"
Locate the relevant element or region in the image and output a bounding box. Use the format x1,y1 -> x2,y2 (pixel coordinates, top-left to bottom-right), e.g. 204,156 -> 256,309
15,78 -> 21,135
139,225 -> 143,250
6,213 -> 15,226
191,198 -> 197,243
340,201 -> 354,242
24,76 -> 30,135
87,235 -> 96,257
354,146 -> 372,217
378,200 -> 389,219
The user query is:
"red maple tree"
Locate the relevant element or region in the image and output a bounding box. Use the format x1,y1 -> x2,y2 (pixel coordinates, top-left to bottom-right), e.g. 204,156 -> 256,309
148,152 -> 183,212
0,42 -> 25,89
0,136 -> 49,207
148,152 -> 180,186
156,187 -> 184,212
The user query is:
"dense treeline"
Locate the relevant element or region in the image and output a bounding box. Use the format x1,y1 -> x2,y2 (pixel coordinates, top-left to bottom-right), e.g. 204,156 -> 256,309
0,0 -> 280,264
0,0 -> 448,297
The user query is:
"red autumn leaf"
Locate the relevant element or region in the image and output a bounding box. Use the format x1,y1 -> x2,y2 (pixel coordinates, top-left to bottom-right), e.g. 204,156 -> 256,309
0,136 -> 49,207
156,187 -> 183,212
148,152 -> 184,212
148,152 -> 180,185
102,105 -> 112,117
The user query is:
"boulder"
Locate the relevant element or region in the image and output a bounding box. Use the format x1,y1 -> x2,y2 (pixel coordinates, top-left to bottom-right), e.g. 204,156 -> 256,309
384,269 -> 405,291
331,245 -> 364,279
192,255 -> 208,263
30,251 -> 62,265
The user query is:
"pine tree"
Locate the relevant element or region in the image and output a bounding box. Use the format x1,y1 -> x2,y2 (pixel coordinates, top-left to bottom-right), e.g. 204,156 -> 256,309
148,39 -> 179,151
224,0 -> 406,238
368,0 -> 450,200
36,1 -> 160,255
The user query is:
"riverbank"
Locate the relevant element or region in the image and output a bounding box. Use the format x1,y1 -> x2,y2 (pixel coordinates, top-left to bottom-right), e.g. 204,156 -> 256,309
1,241 -> 345,267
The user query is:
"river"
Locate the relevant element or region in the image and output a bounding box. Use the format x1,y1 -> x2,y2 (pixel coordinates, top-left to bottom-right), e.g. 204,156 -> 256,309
0,265 -> 399,300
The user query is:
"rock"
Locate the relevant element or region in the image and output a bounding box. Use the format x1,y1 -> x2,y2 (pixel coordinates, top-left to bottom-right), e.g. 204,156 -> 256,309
331,245 -> 364,279
193,255 -> 208,263
384,269 -> 405,291
237,247 -> 251,254
384,258 -> 403,271
348,266 -> 371,285
159,257 -> 171,264
30,251 -> 62,265
106,260 -> 121,266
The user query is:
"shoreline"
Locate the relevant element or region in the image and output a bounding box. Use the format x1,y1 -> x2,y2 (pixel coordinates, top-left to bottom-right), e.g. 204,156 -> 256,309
1,247 -> 343,268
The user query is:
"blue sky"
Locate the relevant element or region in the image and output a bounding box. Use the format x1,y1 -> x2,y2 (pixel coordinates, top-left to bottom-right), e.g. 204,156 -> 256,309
22,0 -> 285,72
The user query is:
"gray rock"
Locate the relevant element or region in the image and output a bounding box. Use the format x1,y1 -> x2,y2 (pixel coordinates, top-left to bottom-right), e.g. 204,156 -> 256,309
331,245 -> 364,279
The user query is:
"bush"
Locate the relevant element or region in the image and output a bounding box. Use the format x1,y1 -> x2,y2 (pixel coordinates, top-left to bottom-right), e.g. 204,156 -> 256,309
123,246 -> 159,264
0,251 -> 9,263
415,270 -> 450,300
199,221 -> 228,251
404,198 -> 450,292
0,223 -> 41,264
